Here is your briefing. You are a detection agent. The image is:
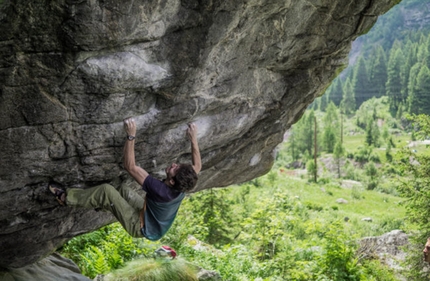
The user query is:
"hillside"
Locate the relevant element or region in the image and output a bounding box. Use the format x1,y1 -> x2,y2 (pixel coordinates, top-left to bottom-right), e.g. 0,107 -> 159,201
316,0 -> 430,116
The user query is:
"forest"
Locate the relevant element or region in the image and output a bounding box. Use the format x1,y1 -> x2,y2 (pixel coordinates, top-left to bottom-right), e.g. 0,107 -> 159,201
315,0 -> 430,118
59,0 -> 430,280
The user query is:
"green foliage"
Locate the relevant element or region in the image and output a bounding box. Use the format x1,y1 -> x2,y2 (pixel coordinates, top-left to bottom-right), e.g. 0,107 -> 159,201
351,187 -> 364,200
396,114 -> 430,280
105,258 -> 198,281
365,118 -> 381,147
61,223 -> 150,278
187,188 -> 234,246
316,221 -> 361,281
288,110 -> 319,160
342,79 -> 356,114
320,0 -> 430,119
360,260 -> 398,281
353,56 -> 371,108
306,159 -> 317,182
354,145 -> 374,166
326,78 -> 344,106
408,65 -> 430,115
365,161 -> 379,190
333,141 -> 345,178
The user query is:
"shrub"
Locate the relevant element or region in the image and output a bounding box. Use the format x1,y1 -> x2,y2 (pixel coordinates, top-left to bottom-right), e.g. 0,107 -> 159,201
61,223 -> 150,278
304,201 -> 324,212
351,187 -> 363,200
104,258 -> 198,281
316,221 -> 362,281
369,152 -> 381,163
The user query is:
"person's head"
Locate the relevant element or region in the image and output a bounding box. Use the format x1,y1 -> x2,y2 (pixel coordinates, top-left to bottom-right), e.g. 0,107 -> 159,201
165,163 -> 198,192
424,237 -> 430,263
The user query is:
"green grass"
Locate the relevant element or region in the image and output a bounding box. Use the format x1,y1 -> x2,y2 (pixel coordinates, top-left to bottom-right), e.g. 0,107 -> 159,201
105,258 -> 198,281
238,171 -> 408,236
343,134 -> 365,152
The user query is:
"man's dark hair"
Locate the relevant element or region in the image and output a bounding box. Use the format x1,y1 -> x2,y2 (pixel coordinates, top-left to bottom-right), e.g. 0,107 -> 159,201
172,164 -> 198,192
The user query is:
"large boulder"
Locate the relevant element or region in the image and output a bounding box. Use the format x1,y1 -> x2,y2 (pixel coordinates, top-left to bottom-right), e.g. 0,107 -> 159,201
358,229 -> 409,279
0,253 -> 91,281
0,0 -> 397,268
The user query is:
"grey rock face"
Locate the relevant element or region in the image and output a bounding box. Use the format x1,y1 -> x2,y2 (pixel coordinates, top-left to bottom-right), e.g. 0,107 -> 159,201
0,253 -> 91,281
358,230 -> 409,273
0,0 -> 396,268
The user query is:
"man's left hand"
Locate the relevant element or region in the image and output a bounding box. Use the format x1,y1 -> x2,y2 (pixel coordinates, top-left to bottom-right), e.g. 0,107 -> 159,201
124,117 -> 137,137
187,123 -> 198,141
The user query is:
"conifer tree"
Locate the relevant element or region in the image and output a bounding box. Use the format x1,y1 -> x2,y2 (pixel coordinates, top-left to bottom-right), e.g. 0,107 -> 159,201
426,36 -> 430,68
189,188 -> 233,245
319,93 -> 328,112
386,47 -> 405,114
407,63 -> 422,113
333,141 -> 345,178
341,79 -> 356,114
418,36 -> 430,68
353,56 -> 371,108
401,40 -> 417,101
365,119 -> 380,147
322,102 -> 339,153
289,110 -> 317,159
369,46 -> 387,98
301,110 -> 317,157
329,78 -> 344,106
409,65 -> 430,115
287,128 -> 300,161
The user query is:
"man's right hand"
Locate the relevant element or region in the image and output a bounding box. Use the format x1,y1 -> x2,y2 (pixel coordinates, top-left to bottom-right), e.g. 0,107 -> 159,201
187,123 -> 201,174
124,117 -> 137,137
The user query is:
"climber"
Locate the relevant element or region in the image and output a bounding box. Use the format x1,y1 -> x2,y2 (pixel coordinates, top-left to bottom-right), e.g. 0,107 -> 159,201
423,237 -> 430,263
49,118 -> 202,241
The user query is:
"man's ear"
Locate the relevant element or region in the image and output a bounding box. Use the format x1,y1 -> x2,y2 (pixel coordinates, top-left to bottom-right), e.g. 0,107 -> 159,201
169,178 -> 175,187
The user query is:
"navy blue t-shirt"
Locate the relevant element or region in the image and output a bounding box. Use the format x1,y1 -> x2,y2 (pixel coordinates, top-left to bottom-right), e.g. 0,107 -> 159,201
141,175 -> 184,241
142,175 -> 182,202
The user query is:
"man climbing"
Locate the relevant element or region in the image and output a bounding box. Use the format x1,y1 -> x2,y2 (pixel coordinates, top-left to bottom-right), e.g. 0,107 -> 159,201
423,237 -> 430,263
49,118 -> 201,241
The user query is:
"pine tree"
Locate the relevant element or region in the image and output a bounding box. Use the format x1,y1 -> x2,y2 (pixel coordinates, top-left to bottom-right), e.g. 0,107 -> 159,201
333,141 -> 345,178
319,93 -> 328,112
426,36 -> 430,68
401,40 -> 417,101
341,79 -> 356,114
323,126 -> 336,153
330,78 -> 344,106
407,63 -> 422,113
189,188 -> 233,245
409,65 -> 430,115
322,102 -> 339,153
369,46 -> 387,98
353,56 -> 371,108
290,110 -> 317,159
386,47 -> 405,114
417,36 -> 430,68
287,129 -> 300,161
365,118 -> 380,147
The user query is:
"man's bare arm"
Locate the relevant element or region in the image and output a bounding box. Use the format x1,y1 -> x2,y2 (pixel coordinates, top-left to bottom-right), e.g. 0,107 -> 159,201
123,118 -> 148,185
187,123 -> 202,174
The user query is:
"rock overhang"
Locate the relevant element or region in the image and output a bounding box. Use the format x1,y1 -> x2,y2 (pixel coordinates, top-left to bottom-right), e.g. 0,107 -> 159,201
0,0 -> 398,268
